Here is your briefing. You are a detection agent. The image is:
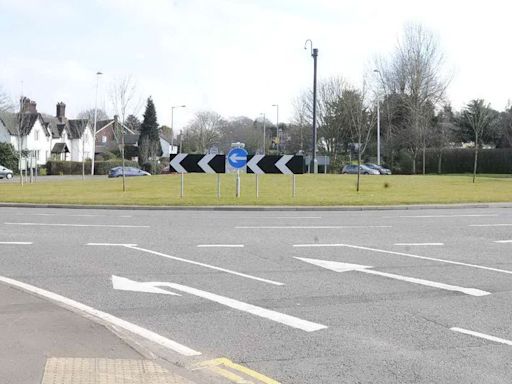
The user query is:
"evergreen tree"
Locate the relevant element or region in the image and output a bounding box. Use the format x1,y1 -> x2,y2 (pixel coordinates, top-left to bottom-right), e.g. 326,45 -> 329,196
138,97 -> 162,169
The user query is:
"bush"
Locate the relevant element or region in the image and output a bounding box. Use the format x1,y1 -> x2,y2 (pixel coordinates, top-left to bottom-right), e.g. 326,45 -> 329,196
46,160 -> 139,175
414,148 -> 512,174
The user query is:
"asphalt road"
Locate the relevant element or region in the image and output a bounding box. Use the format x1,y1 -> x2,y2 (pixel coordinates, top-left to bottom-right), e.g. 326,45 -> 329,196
1,206 -> 512,383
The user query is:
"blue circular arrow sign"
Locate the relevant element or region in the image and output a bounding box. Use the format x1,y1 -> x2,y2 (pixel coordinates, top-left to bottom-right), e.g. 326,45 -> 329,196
227,147 -> 248,169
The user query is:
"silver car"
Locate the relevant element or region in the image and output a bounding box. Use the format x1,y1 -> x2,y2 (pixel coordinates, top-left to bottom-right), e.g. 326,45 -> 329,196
0,165 -> 14,179
341,164 -> 380,175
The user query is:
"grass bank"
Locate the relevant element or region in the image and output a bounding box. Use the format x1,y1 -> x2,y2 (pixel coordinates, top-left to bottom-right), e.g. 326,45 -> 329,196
0,174 -> 511,206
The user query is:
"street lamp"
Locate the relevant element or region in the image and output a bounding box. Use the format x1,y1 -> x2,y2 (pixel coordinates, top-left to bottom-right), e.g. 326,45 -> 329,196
171,105 -> 186,154
304,39 -> 318,173
91,71 -> 103,176
272,104 -> 279,154
259,113 -> 266,154
373,69 -> 382,166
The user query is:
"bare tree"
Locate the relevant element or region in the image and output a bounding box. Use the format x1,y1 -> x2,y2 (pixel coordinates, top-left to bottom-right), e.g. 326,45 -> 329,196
343,85 -> 375,191
77,108 -> 109,123
184,111 -> 222,154
375,23 -> 449,173
460,99 -> 496,183
109,76 -> 142,124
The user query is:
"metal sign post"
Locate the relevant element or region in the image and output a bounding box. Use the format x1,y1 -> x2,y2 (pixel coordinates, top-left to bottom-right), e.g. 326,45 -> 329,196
180,172 -> 184,198
217,174 -> 221,199
292,175 -> 296,197
256,174 -> 259,198
227,147 -> 248,198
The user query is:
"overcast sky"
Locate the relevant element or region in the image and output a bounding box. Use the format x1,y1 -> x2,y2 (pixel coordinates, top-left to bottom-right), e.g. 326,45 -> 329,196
1,0 -> 511,129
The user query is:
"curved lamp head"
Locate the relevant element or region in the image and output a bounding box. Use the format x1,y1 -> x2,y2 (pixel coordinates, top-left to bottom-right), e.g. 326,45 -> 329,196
304,39 -> 313,55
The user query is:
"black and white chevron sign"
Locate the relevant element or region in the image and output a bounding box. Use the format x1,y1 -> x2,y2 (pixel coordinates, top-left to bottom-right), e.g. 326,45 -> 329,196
246,155 -> 304,174
169,154 -> 226,173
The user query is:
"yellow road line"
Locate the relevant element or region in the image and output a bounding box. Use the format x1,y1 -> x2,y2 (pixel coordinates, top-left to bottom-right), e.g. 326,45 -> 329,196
209,366 -> 254,383
194,358 -> 280,384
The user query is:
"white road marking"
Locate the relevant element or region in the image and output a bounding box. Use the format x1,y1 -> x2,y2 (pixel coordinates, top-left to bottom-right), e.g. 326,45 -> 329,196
0,242 -> 32,245
293,243 -> 512,275
237,225 -> 391,229
88,244 -> 284,286
470,224 -> 512,227
87,243 -> 138,247
5,223 -> 148,228
394,214 -> 499,218
494,240 -> 512,243
15,213 -> 132,218
112,275 -> 327,332
197,244 -> 245,248
296,257 -> 490,297
394,243 -> 444,246
243,216 -> 322,219
0,274 -> 201,356
451,327 -> 512,346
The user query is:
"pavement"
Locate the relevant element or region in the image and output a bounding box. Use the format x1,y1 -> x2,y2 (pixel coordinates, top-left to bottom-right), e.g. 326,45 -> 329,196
1,206 -> 512,383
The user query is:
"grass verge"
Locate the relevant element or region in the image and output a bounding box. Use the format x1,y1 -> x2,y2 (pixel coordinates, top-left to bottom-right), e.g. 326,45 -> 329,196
0,174 -> 511,206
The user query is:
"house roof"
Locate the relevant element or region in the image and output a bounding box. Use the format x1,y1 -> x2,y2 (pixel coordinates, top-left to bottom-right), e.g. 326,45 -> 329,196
51,143 -> 70,154
95,119 -> 134,135
68,119 -> 89,139
2,112 -> 50,137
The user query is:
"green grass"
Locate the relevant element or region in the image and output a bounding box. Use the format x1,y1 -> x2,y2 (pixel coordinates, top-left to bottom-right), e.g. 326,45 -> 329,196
1,174 -> 512,206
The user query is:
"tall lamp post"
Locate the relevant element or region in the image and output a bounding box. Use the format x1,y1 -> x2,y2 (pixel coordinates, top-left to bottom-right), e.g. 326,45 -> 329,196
373,69 -> 382,166
304,40 -> 318,173
272,104 -> 279,154
171,105 -> 186,154
259,113 -> 266,154
91,71 -> 103,176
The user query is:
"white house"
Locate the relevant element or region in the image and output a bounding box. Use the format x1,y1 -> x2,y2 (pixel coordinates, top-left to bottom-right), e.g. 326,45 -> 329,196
0,98 -> 94,165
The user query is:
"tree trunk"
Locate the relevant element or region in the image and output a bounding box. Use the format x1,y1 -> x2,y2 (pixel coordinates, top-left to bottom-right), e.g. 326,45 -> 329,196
437,149 -> 443,174
356,138 -> 361,192
422,143 -> 426,175
473,136 -> 478,184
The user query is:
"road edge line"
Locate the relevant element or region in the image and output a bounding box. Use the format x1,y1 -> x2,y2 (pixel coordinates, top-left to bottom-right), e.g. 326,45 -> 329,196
0,275 -> 201,357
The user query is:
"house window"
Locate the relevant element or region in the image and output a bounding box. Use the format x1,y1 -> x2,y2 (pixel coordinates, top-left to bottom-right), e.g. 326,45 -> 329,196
34,130 -> 39,141
102,135 -> 107,143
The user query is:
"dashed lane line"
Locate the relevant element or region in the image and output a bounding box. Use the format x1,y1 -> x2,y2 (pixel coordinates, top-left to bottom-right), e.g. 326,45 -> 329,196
0,242 -> 32,245
87,243 -> 284,286
5,222 -> 149,228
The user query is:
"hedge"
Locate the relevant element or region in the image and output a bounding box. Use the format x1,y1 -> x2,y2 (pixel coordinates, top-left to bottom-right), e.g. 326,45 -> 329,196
411,148 -> 512,174
46,160 -> 139,175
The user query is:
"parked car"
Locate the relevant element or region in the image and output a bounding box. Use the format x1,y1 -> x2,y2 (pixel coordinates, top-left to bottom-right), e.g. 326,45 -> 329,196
108,166 -> 151,178
0,165 -> 14,179
341,164 -> 380,175
364,163 -> 392,175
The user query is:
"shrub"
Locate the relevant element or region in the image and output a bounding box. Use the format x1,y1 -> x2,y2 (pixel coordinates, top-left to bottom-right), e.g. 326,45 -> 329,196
46,160 -> 138,175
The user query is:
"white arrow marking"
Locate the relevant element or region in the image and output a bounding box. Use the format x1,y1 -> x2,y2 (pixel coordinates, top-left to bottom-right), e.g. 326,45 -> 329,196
275,155 -> 293,174
295,257 -> 490,297
112,275 -> 181,296
197,154 -> 216,174
112,276 -> 327,332
246,155 -> 264,174
170,153 -> 188,173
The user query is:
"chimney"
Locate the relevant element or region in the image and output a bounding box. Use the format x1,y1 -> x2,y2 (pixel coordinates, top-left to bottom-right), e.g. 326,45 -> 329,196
21,97 -> 37,114
56,102 -> 66,120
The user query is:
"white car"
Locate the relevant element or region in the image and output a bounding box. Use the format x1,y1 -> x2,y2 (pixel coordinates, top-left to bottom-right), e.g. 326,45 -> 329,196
0,165 -> 14,179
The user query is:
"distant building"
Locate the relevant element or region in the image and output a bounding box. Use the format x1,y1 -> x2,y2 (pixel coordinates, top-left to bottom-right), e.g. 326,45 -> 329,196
0,98 -> 93,165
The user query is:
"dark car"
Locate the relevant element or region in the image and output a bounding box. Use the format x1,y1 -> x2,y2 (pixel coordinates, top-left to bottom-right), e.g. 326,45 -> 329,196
108,166 -> 151,178
365,163 -> 392,175
0,165 -> 14,179
341,164 -> 380,175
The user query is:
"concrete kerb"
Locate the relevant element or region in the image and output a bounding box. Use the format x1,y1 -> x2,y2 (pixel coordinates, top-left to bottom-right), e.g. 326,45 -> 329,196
1,202 -> 512,211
